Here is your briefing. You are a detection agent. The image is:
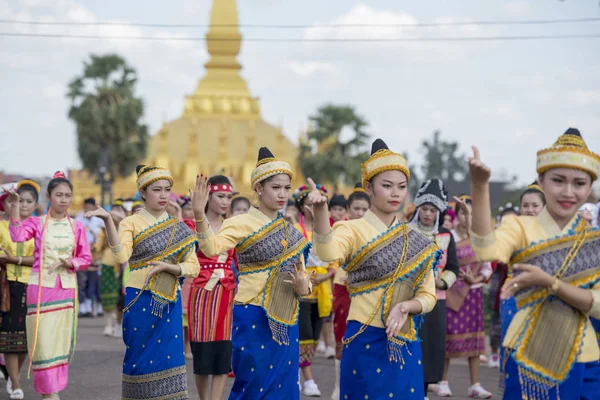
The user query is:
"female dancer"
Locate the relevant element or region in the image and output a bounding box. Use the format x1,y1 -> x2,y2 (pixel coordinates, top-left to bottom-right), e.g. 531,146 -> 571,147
86,165 -> 200,400
193,147 -> 312,399
7,172 -> 91,400
437,195 -> 493,398
409,179 -> 460,395
330,183 -> 370,400
188,175 -> 235,400
292,183 -> 334,397
469,128 -> 600,399
0,180 -> 39,400
311,139 -> 440,400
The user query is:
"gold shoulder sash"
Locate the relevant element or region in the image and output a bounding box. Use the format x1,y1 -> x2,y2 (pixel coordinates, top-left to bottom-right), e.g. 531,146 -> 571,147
235,215 -> 311,345
344,222 -> 441,362
508,219 -> 600,397
126,217 -> 197,317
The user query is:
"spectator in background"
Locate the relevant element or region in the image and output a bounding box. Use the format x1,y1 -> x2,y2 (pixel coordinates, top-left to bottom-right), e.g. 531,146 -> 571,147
76,198 -> 104,317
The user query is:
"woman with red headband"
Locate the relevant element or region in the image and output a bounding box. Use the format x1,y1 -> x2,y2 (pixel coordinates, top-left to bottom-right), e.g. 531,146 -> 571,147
188,175 -> 235,400
6,172 -> 92,400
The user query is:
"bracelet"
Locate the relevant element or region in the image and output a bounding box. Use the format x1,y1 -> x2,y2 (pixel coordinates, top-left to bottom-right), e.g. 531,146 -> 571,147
17,256 -> 22,266
195,217 -> 206,224
549,277 -> 560,295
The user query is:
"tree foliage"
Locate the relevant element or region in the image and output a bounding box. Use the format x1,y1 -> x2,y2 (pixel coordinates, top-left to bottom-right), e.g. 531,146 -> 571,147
298,105 -> 370,192
67,54 -> 149,183
419,130 -> 467,185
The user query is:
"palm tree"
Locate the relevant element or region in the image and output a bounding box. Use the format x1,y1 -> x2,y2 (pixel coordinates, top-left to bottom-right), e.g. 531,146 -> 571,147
298,105 -> 370,192
67,54 -> 149,206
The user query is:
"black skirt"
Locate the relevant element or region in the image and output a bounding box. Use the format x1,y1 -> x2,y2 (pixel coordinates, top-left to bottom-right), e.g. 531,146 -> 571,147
191,340 -> 232,375
420,299 -> 447,383
0,281 -> 28,354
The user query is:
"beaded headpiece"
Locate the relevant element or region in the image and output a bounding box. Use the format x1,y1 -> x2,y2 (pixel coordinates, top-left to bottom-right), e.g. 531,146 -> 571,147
361,139 -> 410,187
250,147 -> 293,190
292,183 -> 327,209
414,178 -> 448,213
537,128 -> 600,181
136,165 -> 173,190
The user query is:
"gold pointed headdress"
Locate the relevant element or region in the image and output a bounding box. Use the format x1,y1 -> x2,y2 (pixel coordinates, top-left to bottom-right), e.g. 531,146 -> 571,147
361,139 -> 410,187
250,147 -> 293,189
537,128 -> 600,181
136,165 -> 174,190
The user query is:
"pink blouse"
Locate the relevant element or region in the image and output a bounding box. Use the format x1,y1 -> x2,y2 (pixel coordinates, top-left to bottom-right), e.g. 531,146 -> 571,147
9,215 -> 92,289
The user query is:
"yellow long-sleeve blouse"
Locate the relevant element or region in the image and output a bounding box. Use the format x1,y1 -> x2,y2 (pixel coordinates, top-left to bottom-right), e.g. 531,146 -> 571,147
313,210 -> 437,329
470,207 -> 600,362
0,220 -> 34,283
197,207 -> 308,307
111,209 -> 200,290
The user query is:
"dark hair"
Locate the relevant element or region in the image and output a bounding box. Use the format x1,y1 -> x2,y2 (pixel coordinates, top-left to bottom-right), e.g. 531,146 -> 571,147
17,184 -> 39,203
348,191 -> 371,208
231,196 -> 251,211
328,195 -> 348,210
500,207 -> 518,219
520,189 -> 546,206
208,175 -> 231,188
206,175 -> 232,212
84,198 -> 96,206
47,177 -> 73,195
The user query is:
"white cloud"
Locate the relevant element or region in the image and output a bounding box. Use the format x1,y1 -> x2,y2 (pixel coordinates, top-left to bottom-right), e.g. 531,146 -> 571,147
431,110 -> 449,123
484,105 -> 517,120
43,82 -> 65,99
504,2 -> 532,16
302,4 -> 490,62
568,90 -> 600,106
286,61 -> 337,77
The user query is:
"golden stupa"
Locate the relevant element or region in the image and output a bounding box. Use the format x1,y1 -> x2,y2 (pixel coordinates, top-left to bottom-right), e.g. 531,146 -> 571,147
70,0 -> 303,207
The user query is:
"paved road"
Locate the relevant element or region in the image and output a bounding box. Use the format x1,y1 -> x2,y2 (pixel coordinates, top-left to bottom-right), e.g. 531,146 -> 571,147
10,318 -> 501,399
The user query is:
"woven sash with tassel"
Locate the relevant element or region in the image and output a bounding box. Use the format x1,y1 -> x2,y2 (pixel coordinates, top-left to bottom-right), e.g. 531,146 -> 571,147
126,216 -> 197,317
235,215 -> 311,345
506,221 -> 600,400
343,222 -> 441,363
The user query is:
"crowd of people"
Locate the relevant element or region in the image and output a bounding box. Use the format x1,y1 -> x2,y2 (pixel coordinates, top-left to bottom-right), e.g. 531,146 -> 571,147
0,127 -> 599,400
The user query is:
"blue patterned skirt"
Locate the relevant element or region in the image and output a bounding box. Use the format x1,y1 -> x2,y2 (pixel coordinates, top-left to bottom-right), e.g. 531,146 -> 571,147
503,352 -> 600,400
341,321 -> 424,400
121,288 -> 189,400
229,304 -> 300,400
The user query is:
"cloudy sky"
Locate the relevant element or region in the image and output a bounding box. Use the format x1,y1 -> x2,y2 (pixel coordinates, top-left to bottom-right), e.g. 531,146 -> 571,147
1,0 -> 599,185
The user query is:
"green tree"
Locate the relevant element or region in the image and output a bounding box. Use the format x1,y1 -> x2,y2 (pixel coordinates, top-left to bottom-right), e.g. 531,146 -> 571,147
298,105 -> 370,192
67,54 -> 149,206
420,130 -> 467,186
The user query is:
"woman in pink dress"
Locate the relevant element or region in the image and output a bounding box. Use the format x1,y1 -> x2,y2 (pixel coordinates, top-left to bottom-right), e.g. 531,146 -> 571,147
6,172 -> 91,400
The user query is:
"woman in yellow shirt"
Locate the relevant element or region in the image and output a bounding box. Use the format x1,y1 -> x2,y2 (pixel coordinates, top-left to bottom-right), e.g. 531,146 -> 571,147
86,165 -> 200,400
310,139 -> 440,400
0,179 -> 38,400
469,128 -> 600,399
192,147 -> 313,400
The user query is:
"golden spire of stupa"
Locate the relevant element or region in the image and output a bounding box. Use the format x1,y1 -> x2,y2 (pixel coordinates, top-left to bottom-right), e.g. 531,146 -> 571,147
184,0 -> 260,118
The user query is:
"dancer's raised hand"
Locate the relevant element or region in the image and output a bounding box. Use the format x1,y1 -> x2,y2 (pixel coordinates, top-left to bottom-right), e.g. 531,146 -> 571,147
468,146 -> 491,186
305,178 -> 327,209
191,174 -> 210,219
84,204 -> 111,221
